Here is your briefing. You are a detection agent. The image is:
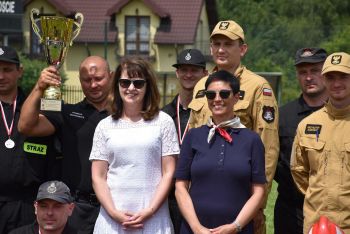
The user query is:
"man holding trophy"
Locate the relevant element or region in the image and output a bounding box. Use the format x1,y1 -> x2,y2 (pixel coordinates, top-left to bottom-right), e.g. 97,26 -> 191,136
18,9 -> 114,234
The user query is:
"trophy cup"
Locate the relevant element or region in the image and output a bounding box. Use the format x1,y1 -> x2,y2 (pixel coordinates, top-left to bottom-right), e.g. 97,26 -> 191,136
30,8 -> 84,111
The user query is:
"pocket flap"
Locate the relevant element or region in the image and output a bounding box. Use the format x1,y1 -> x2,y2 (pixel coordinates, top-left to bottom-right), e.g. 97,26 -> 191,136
345,142 -> 350,152
234,100 -> 250,111
299,136 -> 325,150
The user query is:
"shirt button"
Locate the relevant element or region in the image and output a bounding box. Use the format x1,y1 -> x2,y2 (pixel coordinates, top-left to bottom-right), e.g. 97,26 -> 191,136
221,144 -> 224,147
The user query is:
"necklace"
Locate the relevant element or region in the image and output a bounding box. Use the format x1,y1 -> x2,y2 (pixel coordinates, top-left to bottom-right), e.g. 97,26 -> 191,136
0,96 -> 17,149
176,96 -> 189,145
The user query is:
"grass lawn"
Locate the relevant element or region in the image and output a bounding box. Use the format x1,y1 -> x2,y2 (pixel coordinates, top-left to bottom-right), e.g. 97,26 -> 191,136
265,181 -> 277,234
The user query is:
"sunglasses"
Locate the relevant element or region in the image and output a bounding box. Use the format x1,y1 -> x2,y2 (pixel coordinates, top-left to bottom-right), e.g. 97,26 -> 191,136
205,89 -> 232,100
119,79 -> 146,89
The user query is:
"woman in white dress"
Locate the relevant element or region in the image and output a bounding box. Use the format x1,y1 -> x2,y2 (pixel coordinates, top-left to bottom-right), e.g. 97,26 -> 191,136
90,57 -> 180,233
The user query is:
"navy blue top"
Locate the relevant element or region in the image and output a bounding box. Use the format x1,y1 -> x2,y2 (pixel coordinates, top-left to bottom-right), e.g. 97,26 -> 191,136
175,126 -> 266,234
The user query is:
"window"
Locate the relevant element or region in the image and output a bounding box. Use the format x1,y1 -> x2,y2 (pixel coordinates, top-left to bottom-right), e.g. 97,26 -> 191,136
125,16 -> 150,55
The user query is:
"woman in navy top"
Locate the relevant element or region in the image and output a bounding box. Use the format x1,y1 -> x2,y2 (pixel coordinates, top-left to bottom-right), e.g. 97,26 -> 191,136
175,70 -> 266,234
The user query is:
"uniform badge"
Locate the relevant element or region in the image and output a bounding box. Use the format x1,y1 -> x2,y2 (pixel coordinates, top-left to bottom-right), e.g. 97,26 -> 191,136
301,49 -> 313,57
331,55 -> 342,65
195,89 -> 206,98
262,106 -> 275,123
219,21 -> 229,30
185,52 -> 191,61
263,88 -> 272,96
239,90 -> 245,100
47,182 -> 57,193
305,124 -> 322,134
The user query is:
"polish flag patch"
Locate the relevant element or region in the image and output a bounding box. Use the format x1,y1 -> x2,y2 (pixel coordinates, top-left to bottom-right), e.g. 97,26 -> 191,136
263,88 -> 272,96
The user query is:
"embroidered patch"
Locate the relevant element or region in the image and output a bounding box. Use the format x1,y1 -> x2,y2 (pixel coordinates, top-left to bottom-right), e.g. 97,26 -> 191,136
305,124 -> 322,134
239,90 -> 245,100
263,88 -> 272,96
23,142 -> 47,155
47,182 -> 57,193
185,52 -> 191,61
331,55 -> 342,65
195,89 -> 206,98
262,106 -> 275,123
219,21 -> 230,30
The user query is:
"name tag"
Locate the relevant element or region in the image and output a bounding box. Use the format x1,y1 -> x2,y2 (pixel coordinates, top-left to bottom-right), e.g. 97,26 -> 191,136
24,142 -> 47,155
305,124 -> 322,134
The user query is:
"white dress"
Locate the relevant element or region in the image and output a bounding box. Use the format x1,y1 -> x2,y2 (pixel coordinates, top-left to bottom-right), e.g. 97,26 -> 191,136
89,111 -> 180,234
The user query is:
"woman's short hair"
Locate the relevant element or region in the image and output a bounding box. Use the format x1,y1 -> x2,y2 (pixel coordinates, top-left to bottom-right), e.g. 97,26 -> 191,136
205,70 -> 240,94
111,57 -> 160,120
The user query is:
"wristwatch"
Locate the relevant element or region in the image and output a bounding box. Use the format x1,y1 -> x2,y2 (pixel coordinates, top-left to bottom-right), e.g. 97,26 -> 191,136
233,220 -> 242,232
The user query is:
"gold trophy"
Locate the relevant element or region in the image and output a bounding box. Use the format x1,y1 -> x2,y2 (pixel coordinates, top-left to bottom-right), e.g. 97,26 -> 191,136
30,8 -> 84,111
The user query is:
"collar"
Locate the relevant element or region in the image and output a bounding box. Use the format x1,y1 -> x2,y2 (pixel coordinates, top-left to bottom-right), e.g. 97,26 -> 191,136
212,64 -> 245,80
324,101 -> 350,118
296,94 -> 316,115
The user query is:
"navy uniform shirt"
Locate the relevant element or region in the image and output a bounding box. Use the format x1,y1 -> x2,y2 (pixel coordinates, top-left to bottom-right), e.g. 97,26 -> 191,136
175,126 -> 265,233
0,89 -> 59,201
275,94 -> 323,204
45,98 -> 108,194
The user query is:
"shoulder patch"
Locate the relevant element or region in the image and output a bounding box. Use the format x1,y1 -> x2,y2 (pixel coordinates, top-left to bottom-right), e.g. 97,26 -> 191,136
239,90 -> 245,100
195,89 -> 206,99
305,124 -> 322,135
263,88 -> 272,96
262,106 -> 275,123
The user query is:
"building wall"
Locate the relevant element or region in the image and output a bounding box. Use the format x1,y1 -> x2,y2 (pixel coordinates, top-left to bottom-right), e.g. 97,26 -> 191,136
21,0 -> 215,105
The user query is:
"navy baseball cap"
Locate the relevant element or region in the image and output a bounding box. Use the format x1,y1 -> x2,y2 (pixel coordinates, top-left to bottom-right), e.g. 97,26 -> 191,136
36,181 -> 73,204
0,46 -> 20,64
172,49 -> 206,69
294,48 -> 327,66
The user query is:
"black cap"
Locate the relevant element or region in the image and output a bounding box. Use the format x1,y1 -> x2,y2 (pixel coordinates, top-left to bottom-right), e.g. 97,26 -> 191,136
172,49 -> 206,69
36,181 -> 73,204
294,48 -> 327,66
0,46 -> 20,64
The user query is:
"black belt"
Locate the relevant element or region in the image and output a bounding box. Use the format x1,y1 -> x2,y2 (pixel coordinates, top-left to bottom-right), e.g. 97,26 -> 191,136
74,190 -> 99,206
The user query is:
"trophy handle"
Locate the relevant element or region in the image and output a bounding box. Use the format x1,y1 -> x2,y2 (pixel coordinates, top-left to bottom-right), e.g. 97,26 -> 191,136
70,12 -> 84,46
30,8 -> 43,43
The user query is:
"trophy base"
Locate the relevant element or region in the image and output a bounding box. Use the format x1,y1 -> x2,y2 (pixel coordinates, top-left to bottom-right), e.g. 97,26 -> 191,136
40,98 -> 62,111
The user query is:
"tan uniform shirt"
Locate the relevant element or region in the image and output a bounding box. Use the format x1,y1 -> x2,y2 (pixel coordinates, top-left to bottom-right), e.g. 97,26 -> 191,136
291,102 -> 350,233
188,65 -> 279,198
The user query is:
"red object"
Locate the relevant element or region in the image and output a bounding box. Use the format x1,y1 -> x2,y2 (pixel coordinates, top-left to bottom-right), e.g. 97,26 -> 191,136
216,128 -> 232,143
308,216 -> 344,234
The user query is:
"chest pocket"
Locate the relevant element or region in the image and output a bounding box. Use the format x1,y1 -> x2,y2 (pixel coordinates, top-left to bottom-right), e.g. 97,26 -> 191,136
299,136 -> 325,174
234,100 -> 250,127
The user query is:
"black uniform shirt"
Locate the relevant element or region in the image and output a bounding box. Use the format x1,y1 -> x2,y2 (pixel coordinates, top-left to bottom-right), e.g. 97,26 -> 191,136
275,94 -> 323,203
9,221 -> 77,234
45,98 -> 108,194
162,95 -> 191,145
0,89 -> 58,201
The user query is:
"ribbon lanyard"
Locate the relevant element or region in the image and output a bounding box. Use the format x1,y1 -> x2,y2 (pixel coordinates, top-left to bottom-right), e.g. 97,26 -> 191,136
176,96 -> 189,145
0,96 -> 17,147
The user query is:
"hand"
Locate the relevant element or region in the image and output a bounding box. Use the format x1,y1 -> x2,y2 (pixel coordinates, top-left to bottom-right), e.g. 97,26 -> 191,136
210,223 -> 237,234
193,225 -> 212,234
253,209 -> 265,232
37,66 -> 61,91
110,210 -> 144,230
121,207 -> 154,229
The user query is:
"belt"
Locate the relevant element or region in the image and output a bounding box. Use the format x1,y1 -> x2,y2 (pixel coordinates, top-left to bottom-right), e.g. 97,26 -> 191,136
74,190 -> 99,206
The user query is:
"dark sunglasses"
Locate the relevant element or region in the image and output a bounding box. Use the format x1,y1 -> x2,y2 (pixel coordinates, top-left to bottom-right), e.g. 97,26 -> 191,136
205,89 -> 232,100
119,79 -> 146,89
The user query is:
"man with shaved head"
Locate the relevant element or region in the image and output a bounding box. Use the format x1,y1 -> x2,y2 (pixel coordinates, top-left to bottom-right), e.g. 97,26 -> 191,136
18,56 -> 114,233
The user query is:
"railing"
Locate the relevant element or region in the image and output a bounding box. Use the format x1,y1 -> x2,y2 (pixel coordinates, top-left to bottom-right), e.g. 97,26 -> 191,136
61,85 -> 176,107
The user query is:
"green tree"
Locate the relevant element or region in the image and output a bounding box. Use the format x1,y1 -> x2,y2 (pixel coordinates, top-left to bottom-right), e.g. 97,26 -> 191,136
18,54 -> 67,95
217,0 -> 350,105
